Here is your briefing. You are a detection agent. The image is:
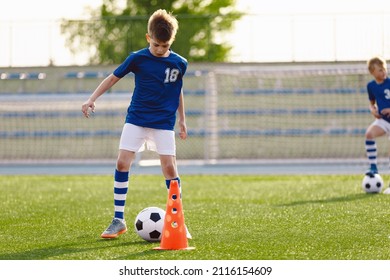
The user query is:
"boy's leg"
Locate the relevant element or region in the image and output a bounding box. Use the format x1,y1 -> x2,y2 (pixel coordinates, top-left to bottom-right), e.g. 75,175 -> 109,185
160,155 -> 192,239
101,150 -> 135,239
153,129 -> 192,238
365,123 -> 386,175
164,177 -> 192,239
365,139 -> 378,175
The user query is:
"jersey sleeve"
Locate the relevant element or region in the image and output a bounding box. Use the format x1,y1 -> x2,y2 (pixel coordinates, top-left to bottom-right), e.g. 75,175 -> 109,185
181,61 -> 187,77
180,57 -> 188,77
171,50 -> 188,77
113,52 -> 136,78
367,82 -> 375,101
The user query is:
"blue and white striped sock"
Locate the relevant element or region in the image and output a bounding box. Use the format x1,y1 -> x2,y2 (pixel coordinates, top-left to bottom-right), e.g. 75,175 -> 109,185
165,177 -> 180,189
365,140 -> 377,170
114,169 -> 129,220
165,177 -> 181,198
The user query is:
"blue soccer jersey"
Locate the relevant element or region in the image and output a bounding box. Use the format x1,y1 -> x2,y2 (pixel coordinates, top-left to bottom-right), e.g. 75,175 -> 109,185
367,77 -> 390,123
113,48 -> 187,130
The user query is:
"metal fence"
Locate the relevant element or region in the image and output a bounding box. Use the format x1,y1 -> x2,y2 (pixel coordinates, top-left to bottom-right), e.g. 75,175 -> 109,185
0,62 -> 387,166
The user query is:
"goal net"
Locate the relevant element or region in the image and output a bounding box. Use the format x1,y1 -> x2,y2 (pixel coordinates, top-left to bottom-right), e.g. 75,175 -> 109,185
0,63 -> 386,168
196,64 -> 378,162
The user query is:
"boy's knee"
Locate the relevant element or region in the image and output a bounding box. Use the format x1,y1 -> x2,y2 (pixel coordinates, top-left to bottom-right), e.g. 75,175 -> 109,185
365,126 -> 378,139
116,160 -> 128,171
160,160 -> 177,178
365,125 -> 386,140
365,130 -> 374,139
116,152 -> 134,171
162,163 -> 176,175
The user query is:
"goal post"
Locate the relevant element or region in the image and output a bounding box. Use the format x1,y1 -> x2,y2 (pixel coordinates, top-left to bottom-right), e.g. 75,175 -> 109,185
204,71 -> 219,162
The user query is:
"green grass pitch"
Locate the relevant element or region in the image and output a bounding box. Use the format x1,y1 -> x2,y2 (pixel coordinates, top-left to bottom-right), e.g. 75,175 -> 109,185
1,174 -> 389,260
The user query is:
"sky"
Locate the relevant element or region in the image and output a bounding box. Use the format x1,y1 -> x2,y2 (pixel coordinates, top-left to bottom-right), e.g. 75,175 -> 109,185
1,0 -> 390,66
231,0 -> 390,62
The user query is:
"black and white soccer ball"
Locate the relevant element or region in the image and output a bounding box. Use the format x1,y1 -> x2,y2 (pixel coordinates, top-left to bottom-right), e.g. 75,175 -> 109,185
362,173 -> 383,193
134,207 -> 165,242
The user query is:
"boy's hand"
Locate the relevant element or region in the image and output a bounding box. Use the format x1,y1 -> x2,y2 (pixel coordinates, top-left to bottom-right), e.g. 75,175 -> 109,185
380,108 -> 390,117
370,105 -> 381,119
81,99 -> 95,118
178,120 -> 187,140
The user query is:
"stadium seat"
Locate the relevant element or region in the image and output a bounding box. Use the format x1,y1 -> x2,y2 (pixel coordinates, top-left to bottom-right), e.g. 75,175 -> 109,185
0,72 -> 46,80
64,71 -> 110,79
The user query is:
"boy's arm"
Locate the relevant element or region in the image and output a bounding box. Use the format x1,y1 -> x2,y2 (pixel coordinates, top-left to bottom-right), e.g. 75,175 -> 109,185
177,89 -> 187,140
369,99 -> 381,119
82,74 -> 120,118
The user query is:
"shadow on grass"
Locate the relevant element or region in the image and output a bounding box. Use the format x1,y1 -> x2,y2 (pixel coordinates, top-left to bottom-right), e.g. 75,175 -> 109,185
275,193 -> 373,207
0,237 -> 161,260
115,247 -> 165,260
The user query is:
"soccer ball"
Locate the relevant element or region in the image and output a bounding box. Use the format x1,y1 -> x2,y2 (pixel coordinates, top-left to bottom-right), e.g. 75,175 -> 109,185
362,173 -> 384,193
134,207 -> 165,242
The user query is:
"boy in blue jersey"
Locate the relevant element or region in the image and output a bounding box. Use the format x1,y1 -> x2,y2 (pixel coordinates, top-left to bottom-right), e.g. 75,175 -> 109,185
364,57 -> 390,192
81,9 -> 191,238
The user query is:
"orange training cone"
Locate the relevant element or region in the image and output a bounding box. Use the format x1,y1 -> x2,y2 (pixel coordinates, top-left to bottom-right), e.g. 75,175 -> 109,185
154,180 -> 194,250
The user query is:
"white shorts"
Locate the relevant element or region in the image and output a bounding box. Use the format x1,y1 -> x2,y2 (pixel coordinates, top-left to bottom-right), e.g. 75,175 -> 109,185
119,123 -> 176,156
372,118 -> 390,139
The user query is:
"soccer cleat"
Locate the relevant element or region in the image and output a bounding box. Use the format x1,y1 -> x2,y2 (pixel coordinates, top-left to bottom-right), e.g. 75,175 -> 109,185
365,167 -> 378,176
101,218 -> 127,239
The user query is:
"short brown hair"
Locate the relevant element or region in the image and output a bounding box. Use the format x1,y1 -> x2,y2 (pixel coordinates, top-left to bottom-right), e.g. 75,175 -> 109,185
367,56 -> 387,72
147,9 -> 178,43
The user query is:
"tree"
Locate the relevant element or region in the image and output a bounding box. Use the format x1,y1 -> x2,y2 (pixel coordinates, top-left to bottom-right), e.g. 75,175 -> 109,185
61,0 -> 242,64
